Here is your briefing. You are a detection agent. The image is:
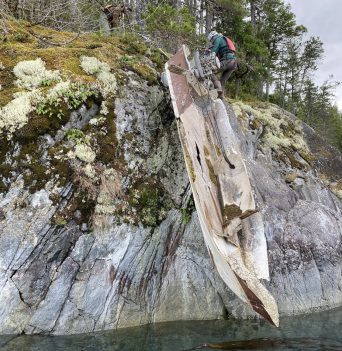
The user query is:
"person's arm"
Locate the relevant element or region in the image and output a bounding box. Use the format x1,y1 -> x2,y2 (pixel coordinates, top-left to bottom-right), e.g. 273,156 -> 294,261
210,37 -> 220,54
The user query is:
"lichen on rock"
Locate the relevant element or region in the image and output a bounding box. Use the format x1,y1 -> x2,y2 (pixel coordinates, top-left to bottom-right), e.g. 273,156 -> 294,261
0,90 -> 42,137
80,55 -> 117,98
13,58 -> 60,90
74,143 -> 96,163
232,101 -> 308,153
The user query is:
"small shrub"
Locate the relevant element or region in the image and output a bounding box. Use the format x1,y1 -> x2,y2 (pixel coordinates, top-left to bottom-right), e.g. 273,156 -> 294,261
181,196 -> 195,224
66,128 -> 85,144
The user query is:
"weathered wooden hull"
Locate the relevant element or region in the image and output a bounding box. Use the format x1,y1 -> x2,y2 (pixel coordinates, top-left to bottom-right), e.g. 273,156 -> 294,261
165,46 -> 279,326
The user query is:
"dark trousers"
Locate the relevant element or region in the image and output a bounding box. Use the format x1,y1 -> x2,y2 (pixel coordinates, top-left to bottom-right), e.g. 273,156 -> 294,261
212,59 -> 237,96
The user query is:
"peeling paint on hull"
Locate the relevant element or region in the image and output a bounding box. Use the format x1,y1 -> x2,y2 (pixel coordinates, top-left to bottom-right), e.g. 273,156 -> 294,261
165,46 -> 279,326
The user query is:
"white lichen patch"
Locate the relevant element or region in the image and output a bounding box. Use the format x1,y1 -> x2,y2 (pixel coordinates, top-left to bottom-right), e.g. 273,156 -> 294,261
46,80 -> 71,101
80,56 -> 110,75
0,62 -> 5,70
80,56 -> 117,98
84,164 -> 96,179
94,204 -> 116,215
96,71 -> 117,98
0,90 -> 42,137
13,58 -> 60,90
89,116 -> 106,126
74,143 -> 96,163
232,101 -> 308,153
100,101 -> 109,115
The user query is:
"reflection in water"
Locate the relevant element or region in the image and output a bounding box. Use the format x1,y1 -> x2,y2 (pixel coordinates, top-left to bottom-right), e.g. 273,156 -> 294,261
0,307 -> 341,351
183,338 -> 342,350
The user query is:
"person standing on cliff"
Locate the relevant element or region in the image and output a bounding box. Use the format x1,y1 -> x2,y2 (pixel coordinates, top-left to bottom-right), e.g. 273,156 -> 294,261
103,4 -> 132,29
207,30 -> 237,99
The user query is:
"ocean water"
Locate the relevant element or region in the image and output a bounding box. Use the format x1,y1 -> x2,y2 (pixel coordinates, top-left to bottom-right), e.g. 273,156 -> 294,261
1,307 -> 341,351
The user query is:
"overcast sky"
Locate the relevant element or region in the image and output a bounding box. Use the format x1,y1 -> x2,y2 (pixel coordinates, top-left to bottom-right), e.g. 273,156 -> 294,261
285,0 -> 342,111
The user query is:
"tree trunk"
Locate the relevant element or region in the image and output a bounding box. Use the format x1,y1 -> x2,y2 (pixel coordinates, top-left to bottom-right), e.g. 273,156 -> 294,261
265,66 -> 271,101
250,0 -> 256,33
205,0 -> 212,34
199,0 -> 204,34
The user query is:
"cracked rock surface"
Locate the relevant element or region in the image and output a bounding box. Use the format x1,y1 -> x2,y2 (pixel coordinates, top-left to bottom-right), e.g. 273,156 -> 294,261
0,89 -> 341,334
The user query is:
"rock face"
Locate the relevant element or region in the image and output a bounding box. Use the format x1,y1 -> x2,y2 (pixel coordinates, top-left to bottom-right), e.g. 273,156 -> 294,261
0,75 -> 342,334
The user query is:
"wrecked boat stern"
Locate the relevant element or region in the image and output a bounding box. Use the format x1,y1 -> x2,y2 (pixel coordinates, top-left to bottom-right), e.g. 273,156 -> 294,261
165,45 -> 279,326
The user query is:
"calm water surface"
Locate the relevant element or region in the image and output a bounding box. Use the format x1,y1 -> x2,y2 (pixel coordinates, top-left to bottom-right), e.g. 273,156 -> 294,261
1,307 -> 342,351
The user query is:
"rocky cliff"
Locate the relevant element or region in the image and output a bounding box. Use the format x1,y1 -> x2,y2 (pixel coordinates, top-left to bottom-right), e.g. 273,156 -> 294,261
0,23 -> 341,334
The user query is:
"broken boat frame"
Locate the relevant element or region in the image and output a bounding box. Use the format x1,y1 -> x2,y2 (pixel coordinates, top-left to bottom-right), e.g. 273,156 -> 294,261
165,45 -> 279,326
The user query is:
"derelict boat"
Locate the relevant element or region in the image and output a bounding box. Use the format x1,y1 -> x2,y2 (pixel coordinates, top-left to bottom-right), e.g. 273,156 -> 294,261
165,45 -> 279,326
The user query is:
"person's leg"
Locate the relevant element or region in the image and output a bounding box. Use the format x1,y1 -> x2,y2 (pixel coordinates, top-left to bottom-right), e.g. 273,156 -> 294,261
220,60 -> 237,96
211,73 -> 223,97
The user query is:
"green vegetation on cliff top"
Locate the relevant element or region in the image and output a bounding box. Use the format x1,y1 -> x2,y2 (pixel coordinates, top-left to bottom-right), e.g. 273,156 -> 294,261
0,19 -> 340,231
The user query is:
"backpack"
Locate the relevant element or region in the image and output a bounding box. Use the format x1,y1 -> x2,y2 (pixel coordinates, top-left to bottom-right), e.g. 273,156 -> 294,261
225,37 -> 236,53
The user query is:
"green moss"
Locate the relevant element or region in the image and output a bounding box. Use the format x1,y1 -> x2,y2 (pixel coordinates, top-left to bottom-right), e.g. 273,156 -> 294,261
15,115 -> 51,142
51,212 -> 68,227
223,204 -> 242,222
17,142 -> 42,160
127,177 -> 172,227
181,195 -> 195,224
23,163 -> 48,194
38,84 -> 98,118
66,191 -> 96,226
232,101 -> 309,154
150,49 -> 167,70
10,31 -> 32,44
0,163 -> 12,178
15,91 -> 100,144
0,138 -> 11,167
9,141 -> 50,193
49,191 -> 62,204
119,54 -> 157,84
96,110 -> 120,165
298,149 -> 316,165
248,100 -> 269,109
52,159 -> 72,187
0,180 -> 9,193
131,62 -> 158,85
85,43 -> 103,50
119,33 -> 148,55
0,68 -> 20,107
0,138 -> 52,194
